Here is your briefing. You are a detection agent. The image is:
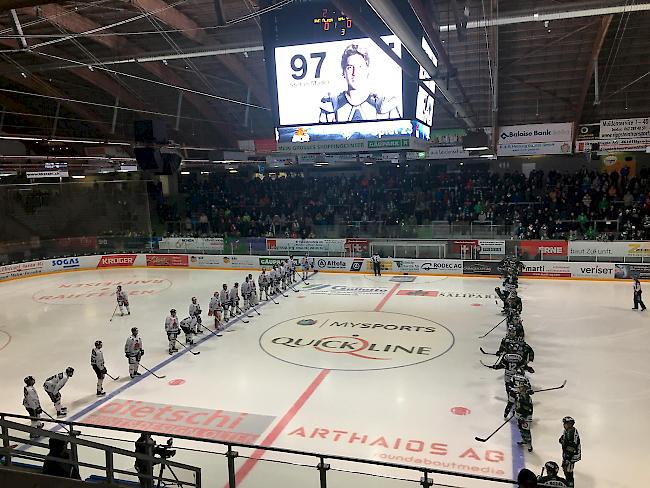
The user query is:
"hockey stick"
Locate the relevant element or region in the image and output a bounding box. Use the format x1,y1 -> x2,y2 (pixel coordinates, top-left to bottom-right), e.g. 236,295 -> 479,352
106,372 -> 120,381
533,380 -> 567,394
480,359 -> 499,369
480,347 -> 497,355
249,303 -> 261,316
478,317 -> 507,339
235,306 -> 249,323
175,339 -> 200,355
138,363 -> 166,379
199,322 -> 222,337
43,410 -> 80,436
475,415 -> 514,442
108,304 -> 118,323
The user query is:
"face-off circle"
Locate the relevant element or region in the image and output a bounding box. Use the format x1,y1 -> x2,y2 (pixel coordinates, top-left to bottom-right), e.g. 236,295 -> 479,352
259,310 -> 454,371
0,330 -> 11,352
32,278 -> 172,305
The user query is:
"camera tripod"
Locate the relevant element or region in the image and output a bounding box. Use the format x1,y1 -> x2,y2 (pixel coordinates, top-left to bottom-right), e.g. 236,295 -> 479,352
156,459 -> 183,488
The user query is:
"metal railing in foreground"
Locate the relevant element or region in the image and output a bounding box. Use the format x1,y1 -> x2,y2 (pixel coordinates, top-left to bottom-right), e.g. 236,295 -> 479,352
0,412 -> 518,487
0,414 -> 200,487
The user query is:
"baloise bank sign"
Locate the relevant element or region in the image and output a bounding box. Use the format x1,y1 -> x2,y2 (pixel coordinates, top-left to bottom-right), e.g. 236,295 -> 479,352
259,311 -> 454,371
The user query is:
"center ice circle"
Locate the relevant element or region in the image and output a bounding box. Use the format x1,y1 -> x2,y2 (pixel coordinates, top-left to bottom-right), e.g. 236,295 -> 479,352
259,311 -> 454,371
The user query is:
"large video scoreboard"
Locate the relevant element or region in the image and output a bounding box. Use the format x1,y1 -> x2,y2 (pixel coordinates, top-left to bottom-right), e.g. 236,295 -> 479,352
261,0 -> 436,144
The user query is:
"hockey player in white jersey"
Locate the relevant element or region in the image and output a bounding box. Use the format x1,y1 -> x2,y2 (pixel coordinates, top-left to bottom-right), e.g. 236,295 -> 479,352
124,327 -> 144,379
281,261 -> 290,290
270,266 -> 280,295
43,367 -> 74,417
23,376 -> 44,438
165,309 -> 180,354
301,256 -> 309,280
180,315 -> 197,345
116,285 -> 130,316
91,340 -> 107,396
288,256 -> 297,283
248,274 -> 258,307
229,283 -> 240,315
208,291 -> 222,329
241,277 -> 252,311
219,284 -> 230,322
259,270 -> 269,301
189,297 -> 202,334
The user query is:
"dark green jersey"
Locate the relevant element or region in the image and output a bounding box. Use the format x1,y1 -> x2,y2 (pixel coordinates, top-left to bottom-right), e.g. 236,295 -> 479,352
538,474 -> 569,487
559,427 -> 581,461
515,392 -> 533,417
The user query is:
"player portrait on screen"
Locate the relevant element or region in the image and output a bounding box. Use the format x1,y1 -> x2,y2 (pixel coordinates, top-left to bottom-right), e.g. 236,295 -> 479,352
319,43 -> 401,123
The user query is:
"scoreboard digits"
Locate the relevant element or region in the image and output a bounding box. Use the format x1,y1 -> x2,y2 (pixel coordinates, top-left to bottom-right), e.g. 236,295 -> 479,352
313,8 -> 353,36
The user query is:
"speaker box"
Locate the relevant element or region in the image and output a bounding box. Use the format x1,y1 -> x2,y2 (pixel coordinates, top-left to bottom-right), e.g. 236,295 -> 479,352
134,147 -> 163,171
134,120 -> 168,144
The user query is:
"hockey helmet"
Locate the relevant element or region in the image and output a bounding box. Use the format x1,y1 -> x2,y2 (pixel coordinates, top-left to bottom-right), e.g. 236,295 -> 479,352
191,297 -> 197,303
170,309 -> 177,314
131,327 -> 139,335
24,376 -> 35,386
95,340 -> 103,348
117,285 -> 122,290
222,283 -> 228,289
65,367 -> 75,376
234,282 -> 239,287
562,416 -> 575,425
544,461 -> 560,475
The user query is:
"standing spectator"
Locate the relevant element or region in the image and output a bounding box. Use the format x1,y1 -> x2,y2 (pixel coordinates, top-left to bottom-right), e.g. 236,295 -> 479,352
42,438 -> 81,480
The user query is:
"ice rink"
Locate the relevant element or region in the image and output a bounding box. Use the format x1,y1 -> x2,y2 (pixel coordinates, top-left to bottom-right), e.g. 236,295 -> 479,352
0,266 -> 647,487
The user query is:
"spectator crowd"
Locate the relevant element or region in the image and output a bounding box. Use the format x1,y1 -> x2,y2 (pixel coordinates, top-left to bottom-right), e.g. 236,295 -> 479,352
158,165 -> 650,241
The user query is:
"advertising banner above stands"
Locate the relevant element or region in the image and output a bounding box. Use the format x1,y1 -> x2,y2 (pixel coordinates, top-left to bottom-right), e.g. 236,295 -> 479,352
600,117 -> 650,139
497,122 -> 573,156
576,123 -> 599,140
569,241 -> 650,258
498,122 -> 573,144
26,170 -> 69,178
497,141 -> 572,156
425,146 -> 471,159
277,136 -> 428,154
159,237 -> 224,252
576,138 -> 650,153
519,240 -> 568,259
266,238 -> 346,253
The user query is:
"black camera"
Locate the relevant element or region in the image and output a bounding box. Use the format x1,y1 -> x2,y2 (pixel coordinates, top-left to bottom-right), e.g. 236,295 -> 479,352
153,438 -> 176,459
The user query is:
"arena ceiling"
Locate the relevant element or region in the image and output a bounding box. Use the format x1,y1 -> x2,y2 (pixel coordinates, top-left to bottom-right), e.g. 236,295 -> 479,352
0,0 -> 648,147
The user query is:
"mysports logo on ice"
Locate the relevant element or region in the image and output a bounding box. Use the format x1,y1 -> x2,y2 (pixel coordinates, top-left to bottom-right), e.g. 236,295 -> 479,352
259,311 -> 454,371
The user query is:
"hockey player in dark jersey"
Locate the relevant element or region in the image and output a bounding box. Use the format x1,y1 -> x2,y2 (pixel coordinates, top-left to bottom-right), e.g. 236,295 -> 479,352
504,369 -> 533,419
559,417 -> 581,486
538,461 -> 570,487
514,383 -> 534,452
506,311 -> 525,340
